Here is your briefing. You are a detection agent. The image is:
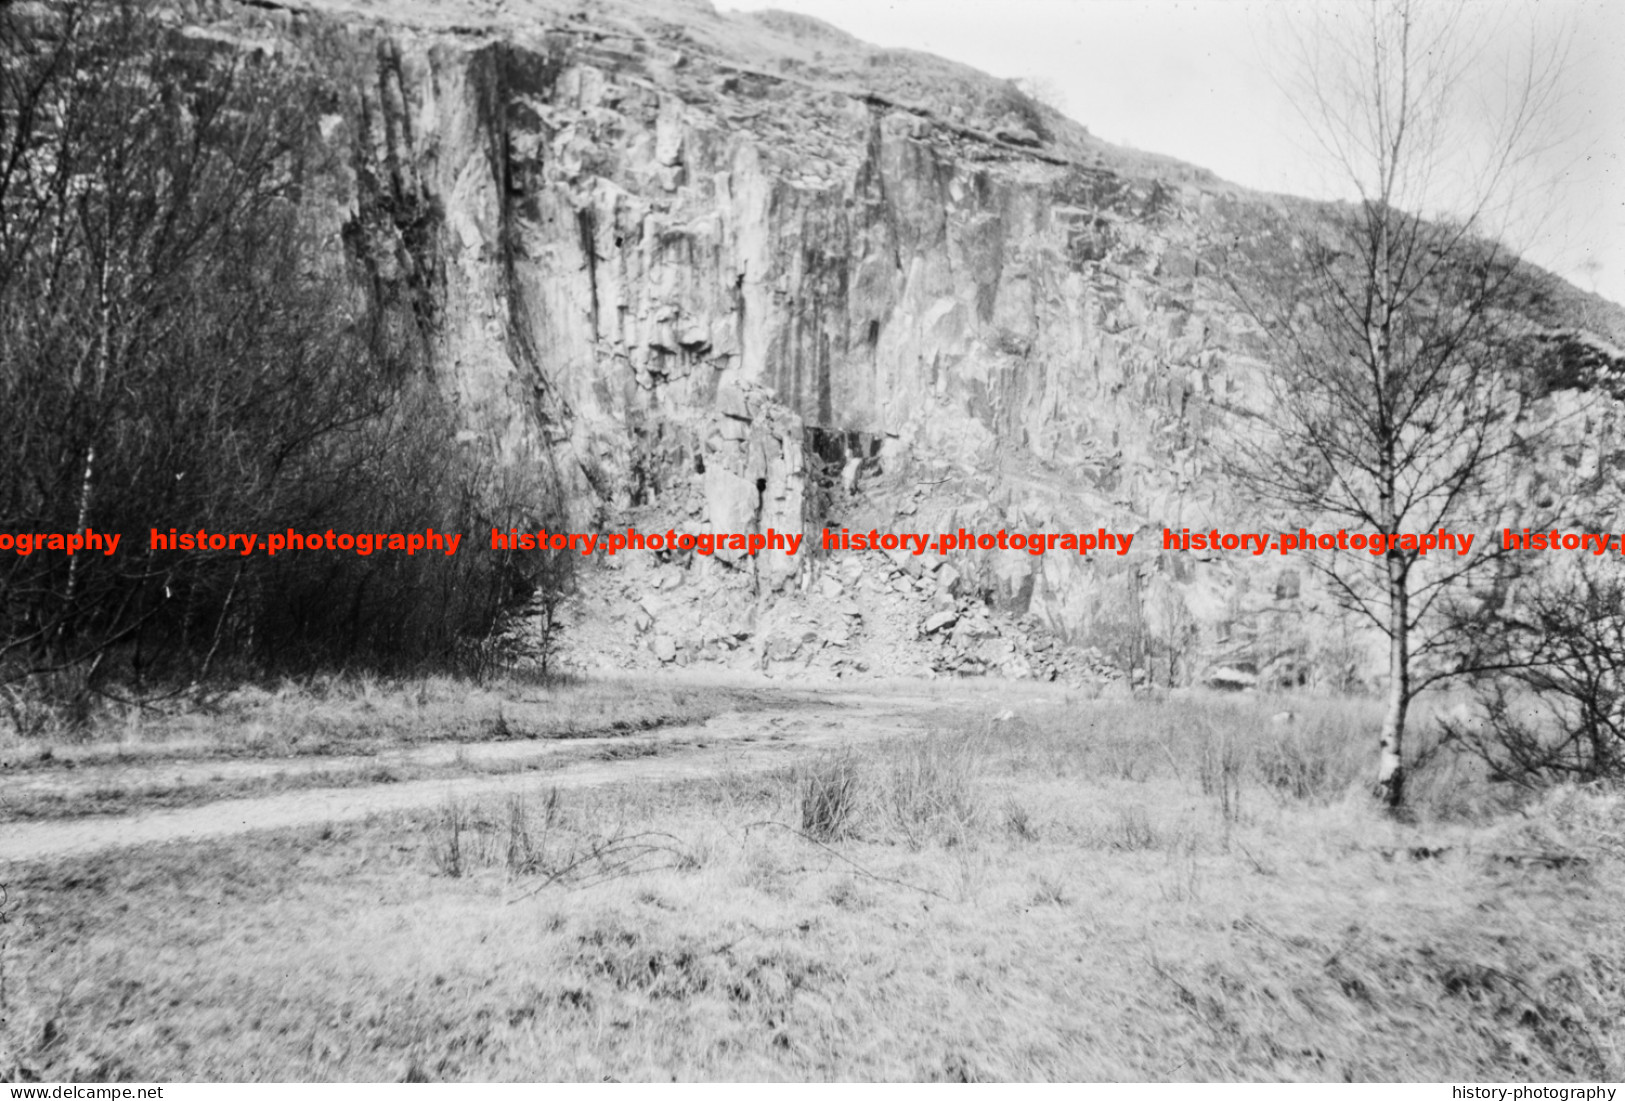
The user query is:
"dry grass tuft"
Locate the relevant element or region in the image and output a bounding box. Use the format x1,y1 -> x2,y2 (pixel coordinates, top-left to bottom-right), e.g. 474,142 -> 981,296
879,727 -> 985,848
797,751 -> 861,841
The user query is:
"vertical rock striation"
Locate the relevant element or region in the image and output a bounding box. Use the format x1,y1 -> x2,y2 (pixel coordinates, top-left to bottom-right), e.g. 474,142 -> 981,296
181,0 -> 1625,682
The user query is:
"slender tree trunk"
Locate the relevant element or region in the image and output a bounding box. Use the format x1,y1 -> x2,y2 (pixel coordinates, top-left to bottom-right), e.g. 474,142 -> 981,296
59,248 -> 111,653
64,440 -> 96,597
1371,299 -> 1409,808
1376,551 -> 1409,808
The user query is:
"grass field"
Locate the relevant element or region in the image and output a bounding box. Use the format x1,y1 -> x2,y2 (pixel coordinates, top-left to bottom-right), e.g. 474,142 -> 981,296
2,689 -> 1621,1082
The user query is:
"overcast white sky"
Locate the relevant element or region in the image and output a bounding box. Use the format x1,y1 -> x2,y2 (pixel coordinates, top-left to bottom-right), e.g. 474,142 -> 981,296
721,0 -> 1625,309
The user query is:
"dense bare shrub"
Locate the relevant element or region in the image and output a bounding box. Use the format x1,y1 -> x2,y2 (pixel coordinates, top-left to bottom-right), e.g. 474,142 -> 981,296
1444,572 -> 1625,785
0,3 -> 562,691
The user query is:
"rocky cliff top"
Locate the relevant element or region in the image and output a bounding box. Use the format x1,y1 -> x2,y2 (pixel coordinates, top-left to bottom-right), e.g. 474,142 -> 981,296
186,0 -> 1233,182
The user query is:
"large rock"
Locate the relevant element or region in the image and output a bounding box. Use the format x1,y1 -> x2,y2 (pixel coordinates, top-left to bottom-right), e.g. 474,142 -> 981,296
161,0 -> 1625,684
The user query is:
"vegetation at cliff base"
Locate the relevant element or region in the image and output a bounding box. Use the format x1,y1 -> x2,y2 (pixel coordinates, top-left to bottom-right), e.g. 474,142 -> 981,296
0,2 -> 561,698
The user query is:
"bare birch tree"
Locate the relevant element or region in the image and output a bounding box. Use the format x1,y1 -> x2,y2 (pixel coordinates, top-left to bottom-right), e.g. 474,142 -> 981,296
1233,0 -> 1571,808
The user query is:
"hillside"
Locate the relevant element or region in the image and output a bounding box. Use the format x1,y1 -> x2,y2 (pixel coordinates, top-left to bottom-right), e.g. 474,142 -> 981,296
106,0 -> 1625,685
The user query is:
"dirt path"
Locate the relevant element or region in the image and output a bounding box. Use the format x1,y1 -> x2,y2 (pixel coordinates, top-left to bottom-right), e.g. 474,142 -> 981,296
1,705 -> 813,808
0,692 -> 945,865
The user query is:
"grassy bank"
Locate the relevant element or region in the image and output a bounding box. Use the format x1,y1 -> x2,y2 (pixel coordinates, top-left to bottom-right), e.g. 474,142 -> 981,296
0,672 -> 792,822
2,673 -> 775,760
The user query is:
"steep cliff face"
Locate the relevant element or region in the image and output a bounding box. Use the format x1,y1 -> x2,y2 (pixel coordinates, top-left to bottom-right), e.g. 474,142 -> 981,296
187,0 -> 1625,684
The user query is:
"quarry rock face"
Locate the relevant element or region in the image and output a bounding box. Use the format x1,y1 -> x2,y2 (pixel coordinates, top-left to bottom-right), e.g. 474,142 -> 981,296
188,0 -> 1625,686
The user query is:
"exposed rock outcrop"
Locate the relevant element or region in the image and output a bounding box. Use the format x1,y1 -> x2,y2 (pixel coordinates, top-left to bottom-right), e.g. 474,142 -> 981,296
169,0 -> 1625,687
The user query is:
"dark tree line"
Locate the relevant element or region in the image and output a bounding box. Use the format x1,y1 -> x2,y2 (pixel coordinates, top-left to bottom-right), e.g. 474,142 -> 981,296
1,2 -> 565,702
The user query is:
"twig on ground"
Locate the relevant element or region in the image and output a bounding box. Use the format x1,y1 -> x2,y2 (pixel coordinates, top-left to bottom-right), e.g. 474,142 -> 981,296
505,829 -> 692,903
743,818 -> 951,901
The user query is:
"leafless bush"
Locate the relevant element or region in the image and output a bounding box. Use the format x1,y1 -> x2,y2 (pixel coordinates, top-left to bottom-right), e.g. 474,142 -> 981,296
1445,573 -> 1625,786
0,3 -> 567,688
429,789 -> 693,889
1,678 -> 90,740
1197,719 -> 1245,822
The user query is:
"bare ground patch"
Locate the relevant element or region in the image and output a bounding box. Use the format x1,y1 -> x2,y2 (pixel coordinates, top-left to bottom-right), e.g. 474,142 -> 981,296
0,675 -> 936,825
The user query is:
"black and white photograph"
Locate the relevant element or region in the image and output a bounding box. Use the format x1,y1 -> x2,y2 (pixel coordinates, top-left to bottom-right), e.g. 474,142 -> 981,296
1,0 -> 1622,1086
